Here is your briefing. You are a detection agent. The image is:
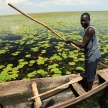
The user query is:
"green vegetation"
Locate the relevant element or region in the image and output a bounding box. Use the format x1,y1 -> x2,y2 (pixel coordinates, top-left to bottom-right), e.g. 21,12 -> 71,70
0,11 -> 108,83
0,11 -> 108,108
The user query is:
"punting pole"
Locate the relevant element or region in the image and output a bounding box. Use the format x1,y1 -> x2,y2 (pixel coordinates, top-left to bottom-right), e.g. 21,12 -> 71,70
8,3 -> 80,50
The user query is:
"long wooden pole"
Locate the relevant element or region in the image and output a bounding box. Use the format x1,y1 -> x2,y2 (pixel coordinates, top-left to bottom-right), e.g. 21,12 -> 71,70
8,3 -> 108,79
8,3 -> 108,66
8,3 -> 108,69
8,3 -> 80,50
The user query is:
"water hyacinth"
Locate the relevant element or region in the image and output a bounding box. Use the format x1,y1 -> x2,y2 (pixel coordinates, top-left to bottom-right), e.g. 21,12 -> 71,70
0,11 -> 108,82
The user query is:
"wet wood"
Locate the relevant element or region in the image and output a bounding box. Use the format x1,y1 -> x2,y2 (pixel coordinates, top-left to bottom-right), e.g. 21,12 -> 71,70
0,74 -> 82,97
0,68 -> 108,108
31,82 -> 42,108
92,80 -> 100,89
98,70 -> 108,81
71,82 -> 86,95
49,81 -> 108,108
28,75 -> 83,100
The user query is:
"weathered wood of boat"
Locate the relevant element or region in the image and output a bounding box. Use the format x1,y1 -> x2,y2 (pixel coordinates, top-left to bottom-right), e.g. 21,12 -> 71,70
0,68 -> 108,108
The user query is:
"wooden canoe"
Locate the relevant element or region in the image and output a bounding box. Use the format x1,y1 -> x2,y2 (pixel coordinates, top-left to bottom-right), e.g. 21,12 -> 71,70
0,68 -> 108,108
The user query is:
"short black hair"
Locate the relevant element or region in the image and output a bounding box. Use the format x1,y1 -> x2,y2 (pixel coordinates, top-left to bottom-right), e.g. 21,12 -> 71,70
81,12 -> 90,21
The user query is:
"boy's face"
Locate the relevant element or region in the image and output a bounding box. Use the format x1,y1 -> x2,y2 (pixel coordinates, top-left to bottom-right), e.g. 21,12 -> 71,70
80,15 -> 90,29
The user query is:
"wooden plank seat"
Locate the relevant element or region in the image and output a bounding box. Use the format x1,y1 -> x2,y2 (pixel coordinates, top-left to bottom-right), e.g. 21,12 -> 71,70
97,71 -> 108,81
71,82 -> 86,96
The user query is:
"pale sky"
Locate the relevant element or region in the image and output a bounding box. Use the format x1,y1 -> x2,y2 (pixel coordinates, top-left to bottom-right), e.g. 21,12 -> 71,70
0,0 -> 108,15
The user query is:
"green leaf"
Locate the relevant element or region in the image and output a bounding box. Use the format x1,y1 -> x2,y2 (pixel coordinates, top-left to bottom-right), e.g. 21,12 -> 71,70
51,68 -> 61,74
0,50 -> 6,54
76,66 -> 84,71
36,57 -> 48,65
48,64 -> 58,69
69,62 -> 76,66
52,74 -> 61,77
37,69 -> 48,76
66,71 -> 71,75
29,60 -> 36,66
78,58 -> 85,61
25,54 -> 31,58
27,71 -> 37,78
0,65 -> 5,69
0,71 -> 10,82
10,74 -> 18,79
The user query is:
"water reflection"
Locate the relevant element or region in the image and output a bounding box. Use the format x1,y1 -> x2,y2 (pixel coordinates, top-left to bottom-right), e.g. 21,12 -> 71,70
1,34 -> 22,40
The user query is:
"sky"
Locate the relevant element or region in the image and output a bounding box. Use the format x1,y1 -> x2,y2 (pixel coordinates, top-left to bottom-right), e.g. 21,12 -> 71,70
0,0 -> 108,15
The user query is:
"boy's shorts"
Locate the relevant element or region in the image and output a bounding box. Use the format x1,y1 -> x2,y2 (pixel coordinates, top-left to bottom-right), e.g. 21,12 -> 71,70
85,58 -> 100,83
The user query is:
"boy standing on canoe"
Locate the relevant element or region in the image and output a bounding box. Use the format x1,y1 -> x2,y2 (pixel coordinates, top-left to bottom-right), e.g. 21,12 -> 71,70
65,12 -> 101,91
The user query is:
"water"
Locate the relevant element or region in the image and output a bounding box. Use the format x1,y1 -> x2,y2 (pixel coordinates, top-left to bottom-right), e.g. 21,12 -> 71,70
0,12 -> 108,107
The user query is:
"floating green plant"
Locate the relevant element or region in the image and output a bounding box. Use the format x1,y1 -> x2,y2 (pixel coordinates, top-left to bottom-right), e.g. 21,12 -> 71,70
57,49 -> 62,52
69,62 -> 76,66
55,45 -> 61,49
36,57 -> 48,65
4,46 -> 9,50
41,50 -> 46,54
26,39 -> 34,45
11,51 -> 20,56
51,68 -> 62,74
0,71 -> 10,82
29,60 -> 36,66
76,66 -> 84,71
18,59 -> 24,62
78,58 -> 85,62
27,71 -> 37,78
61,52 -> 68,58
0,49 -> 6,54
50,54 -> 62,61
48,63 -> 58,69
66,71 -> 71,75
17,64 -> 24,69
104,58 -> 108,61
8,70 -> 19,74
19,40 -> 25,45
4,64 -> 13,72
52,74 -> 61,77
64,48 -> 70,51
0,65 -> 5,69
37,69 -> 48,77
10,73 -> 18,79
42,43 -> 50,48
31,47 -> 39,52
0,39 -> 2,42
0,69 -> 18,82
25,54 -> 31,58
20,61 -> 28,65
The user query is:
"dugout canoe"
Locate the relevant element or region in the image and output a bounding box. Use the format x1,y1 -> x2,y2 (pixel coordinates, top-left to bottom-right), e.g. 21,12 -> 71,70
0,68 -> 108,108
